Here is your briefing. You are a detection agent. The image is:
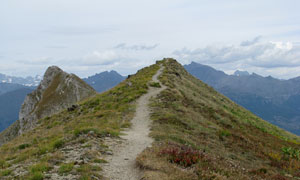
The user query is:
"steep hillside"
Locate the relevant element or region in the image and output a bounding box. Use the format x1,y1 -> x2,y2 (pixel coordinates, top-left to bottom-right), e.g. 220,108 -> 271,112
185,62 -> 300,135
0,63 -> 160,179
0,66 -> 96,145
0,88 -> 34,132
138,59 -> 300,179
83,70 -> 125,93
0,59 -> 299,179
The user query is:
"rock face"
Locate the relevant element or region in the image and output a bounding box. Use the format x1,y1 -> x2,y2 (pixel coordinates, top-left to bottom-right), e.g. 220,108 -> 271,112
0,66 -> 96,144
18,66 -> 96,134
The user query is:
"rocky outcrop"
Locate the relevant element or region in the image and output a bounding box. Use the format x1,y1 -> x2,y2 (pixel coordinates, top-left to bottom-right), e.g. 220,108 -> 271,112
0,120 -> 20,145
0,66 -> 96,144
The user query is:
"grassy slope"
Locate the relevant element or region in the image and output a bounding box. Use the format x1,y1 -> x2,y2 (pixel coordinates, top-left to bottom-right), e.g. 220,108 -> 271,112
1,59 -> 300,179
137,59 -> 300,180
0,63 -> 160,179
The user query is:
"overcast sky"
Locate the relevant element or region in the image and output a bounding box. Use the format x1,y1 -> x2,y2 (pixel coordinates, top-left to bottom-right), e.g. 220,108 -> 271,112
1,0 -> 300,79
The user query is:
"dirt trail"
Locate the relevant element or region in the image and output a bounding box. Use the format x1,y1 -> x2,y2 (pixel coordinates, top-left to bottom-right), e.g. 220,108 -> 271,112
102,65 -> 166,180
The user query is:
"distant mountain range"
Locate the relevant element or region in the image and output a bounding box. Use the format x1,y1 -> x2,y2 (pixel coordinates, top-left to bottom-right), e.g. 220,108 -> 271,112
0,83 -> 32,95
0,88 -> 34,132
184,62 -> 300,135
83,70 -> 125,92
0,73 -> 41,86
0,73 -> 42,128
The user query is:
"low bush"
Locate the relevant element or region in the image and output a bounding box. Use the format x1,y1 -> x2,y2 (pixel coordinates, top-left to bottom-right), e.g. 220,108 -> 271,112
52,139 -> 65,149
218,129 -> 231,140
281,147 -> 300,160
159,144 -> 203,167
18,143 -> 30,150
149,82 -> 161,88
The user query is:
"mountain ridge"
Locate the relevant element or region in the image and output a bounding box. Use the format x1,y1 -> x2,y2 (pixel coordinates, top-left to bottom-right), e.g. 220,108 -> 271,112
184,61 -> 300,135
0,59 -> 299,179
83,70 -> 125,93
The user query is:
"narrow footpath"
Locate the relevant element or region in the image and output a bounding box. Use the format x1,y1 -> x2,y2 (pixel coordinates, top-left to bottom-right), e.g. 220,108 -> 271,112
102,65 -> 166,180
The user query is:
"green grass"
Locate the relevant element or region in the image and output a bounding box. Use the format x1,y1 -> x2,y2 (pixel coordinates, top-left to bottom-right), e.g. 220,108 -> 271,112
29,162 -> 51,173
3,58 -> 298,179
0,61 -> 160,178
93,159 -> 108,163
137,58 -> 300,180
0,159 -> 9,169
1,169 -> 12,176
23,162 -> 51,180
76,164 -> 102,179
58,163 -> 74,175
149,82 -> 161,88
52,138 -> 64,149
18,143 -> 30,150
28,172 -> 44,180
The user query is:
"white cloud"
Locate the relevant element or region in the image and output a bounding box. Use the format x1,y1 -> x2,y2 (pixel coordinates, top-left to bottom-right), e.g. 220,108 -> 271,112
240,36 -> 262,46
17,57 -> 57,65
83,50 -> 120,66
114,43 -> 159,51
173,37 -> 300,69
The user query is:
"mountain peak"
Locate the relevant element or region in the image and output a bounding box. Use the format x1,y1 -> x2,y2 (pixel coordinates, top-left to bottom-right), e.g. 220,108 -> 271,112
0,66 -> 96,144
18,66 -> 96,134
44,66 -> 63,77
84,70 -> 125,92
234,70 -> 250,76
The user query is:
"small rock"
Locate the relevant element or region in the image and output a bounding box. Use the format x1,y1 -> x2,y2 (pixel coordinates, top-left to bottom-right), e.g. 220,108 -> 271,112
88,130 -> 95,136
285,174 -> 293,178
106,151 -> 113,155
68,104 -> 79,112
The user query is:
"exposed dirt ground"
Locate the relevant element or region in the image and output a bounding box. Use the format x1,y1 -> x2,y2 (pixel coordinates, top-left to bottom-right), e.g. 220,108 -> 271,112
102,66 -> 166,180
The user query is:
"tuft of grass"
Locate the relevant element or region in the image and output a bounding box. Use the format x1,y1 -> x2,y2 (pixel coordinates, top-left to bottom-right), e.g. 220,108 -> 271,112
281,147 -> 300,160
52,139 -> 65,149
149,82 -> 161,88
218,129 -> 231,140
93,158 -> 108,164
1,169 -> 12,176
18,143 -> 30,150
26,162 -> 50,180
30,162 -> 51,173
28,172 -> 44,180
0,159 -> 8,169
77,164 -> 102,179
58,163 -> 74,175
